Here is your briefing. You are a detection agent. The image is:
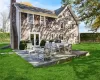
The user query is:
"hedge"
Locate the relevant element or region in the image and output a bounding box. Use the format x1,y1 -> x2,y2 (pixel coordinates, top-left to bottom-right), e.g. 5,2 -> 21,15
80,33 -> 100,42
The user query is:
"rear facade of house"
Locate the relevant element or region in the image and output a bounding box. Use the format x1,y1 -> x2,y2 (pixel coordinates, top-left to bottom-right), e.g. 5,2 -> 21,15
10,0 -> 80,49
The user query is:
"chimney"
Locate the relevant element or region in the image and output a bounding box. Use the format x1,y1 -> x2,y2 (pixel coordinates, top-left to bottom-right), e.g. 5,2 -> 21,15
10,0 -> 18,49
11,0 -> 16,4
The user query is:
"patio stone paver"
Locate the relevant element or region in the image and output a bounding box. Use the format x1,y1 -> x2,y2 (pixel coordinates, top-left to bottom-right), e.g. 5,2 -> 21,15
15,50 -> 89,67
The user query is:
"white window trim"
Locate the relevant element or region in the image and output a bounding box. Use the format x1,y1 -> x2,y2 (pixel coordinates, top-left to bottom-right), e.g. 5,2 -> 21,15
29,32 -> 41,46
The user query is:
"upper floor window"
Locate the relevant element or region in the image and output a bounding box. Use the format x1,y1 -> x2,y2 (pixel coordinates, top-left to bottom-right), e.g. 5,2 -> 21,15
27,14 -> 33,24
41,16 -> 45,26
34,15 -> 40,26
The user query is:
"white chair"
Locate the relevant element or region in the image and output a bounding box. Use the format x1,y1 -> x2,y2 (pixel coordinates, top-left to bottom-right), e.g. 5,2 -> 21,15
27,43 -> 40,60
44,41 -> 51,61
51,42 -> 57,56
45,41 -> 50,49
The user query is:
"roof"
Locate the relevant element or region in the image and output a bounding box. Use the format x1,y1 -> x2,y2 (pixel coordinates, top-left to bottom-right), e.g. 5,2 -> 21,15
14,3 -> 55,15
14,3 -> 79,23
55,4 -> 67,15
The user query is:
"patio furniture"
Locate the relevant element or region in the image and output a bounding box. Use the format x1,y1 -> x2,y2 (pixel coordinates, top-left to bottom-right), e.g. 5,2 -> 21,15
44,41 -> 52,61
56,42 -> 72,54
44,48 -> 51,61
64,44 -> 72,54
51,42 -> 57,56
27,43 -> 40,60
27,43 -> 35,53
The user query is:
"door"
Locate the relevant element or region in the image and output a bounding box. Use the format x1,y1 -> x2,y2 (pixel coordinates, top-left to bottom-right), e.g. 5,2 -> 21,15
30,32 -> 40,46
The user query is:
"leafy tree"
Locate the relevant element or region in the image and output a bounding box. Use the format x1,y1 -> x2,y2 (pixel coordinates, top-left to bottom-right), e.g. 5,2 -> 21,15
62,0 -> 100,31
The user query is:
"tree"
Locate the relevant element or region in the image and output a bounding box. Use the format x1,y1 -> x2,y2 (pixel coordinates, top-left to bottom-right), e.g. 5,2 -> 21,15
0,11 -> 9,32
62,0 -> 100,31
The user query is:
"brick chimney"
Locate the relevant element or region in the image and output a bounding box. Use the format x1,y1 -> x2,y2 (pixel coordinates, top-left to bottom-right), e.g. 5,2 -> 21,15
10,0 -> 18,49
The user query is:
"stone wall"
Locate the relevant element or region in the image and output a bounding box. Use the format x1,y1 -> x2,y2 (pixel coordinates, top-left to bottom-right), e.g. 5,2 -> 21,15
21,6 -> 79,44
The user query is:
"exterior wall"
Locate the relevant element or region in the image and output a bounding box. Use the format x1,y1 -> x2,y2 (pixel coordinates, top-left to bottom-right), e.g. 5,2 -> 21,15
21,13 -> 30,40
20,6 -> 79,44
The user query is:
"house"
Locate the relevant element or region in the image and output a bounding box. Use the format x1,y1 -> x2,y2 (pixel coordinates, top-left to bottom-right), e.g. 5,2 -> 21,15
10,0 -> 79,49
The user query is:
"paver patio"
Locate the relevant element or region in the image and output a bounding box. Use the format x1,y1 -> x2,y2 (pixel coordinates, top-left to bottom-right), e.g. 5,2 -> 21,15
15,49 -> 89,67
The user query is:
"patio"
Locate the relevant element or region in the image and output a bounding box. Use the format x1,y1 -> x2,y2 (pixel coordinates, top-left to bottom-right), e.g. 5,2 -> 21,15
15,49 -> 89,67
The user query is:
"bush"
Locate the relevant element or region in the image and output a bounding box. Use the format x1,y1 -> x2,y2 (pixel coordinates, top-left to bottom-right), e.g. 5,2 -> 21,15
49,40 -> 54,43
19,41 -> 27,50
40,40 -> 46,47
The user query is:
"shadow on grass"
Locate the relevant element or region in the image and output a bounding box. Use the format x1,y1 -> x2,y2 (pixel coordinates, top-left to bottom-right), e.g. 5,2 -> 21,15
70,50 -> 100,80
47,49 -> 100,80
0,48 -> 12,53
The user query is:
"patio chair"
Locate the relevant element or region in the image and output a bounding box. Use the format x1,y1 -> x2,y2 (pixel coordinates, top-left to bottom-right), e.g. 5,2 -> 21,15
59,45 -> 65,54
27,43 -> 40,60
64,44 -> 72,54
27,43 -> 34,53
44,48 -> 51,61
51,42 -> 57,56
43,41 -> 51,61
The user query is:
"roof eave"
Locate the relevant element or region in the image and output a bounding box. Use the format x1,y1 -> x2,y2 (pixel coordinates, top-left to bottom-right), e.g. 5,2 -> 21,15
20,9 -> 58,18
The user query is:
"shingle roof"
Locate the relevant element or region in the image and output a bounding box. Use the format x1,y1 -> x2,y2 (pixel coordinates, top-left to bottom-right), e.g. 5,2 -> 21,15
14,3 -> 55,15
55,5 -> 66,15
14,3 -> 79,23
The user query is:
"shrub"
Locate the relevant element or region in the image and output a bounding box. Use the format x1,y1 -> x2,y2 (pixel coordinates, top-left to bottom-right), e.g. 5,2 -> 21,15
40,40 -> 46,47
49,40 -> 54,43
19,41 -> 27,50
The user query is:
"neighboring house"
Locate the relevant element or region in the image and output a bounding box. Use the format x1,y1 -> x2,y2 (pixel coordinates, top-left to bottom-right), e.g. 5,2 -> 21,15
10,0 -> 79,49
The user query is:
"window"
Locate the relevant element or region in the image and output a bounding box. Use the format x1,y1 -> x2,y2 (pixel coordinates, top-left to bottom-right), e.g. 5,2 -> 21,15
61,22 -> 64,29
59,34 -> 63,40
46,17 -> 55,27
34,15 -> 40,25
41,16 -> 44,26
28,14 -> 33,24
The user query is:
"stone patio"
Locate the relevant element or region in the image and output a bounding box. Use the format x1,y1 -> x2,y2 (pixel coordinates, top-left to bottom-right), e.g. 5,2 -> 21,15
15,49 -> 89,67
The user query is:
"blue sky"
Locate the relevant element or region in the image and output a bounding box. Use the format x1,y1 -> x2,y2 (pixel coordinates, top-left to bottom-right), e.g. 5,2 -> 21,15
0,0 -> 89,33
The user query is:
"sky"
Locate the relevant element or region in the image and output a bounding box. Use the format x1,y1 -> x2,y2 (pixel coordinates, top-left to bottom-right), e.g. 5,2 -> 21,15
0,0 -> 90,33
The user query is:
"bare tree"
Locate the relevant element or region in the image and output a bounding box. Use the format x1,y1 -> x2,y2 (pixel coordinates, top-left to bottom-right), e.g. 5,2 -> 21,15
0,11 -> 9,32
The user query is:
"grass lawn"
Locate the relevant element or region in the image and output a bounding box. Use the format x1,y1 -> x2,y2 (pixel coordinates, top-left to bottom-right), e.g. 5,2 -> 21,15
0,43 -> 12,53
0,43 -> 100,80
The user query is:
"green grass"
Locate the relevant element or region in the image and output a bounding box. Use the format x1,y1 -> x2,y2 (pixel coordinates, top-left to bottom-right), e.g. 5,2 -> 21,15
0,43 -> 10,48
0,43 -> 12,53
0,43 -> 100,80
